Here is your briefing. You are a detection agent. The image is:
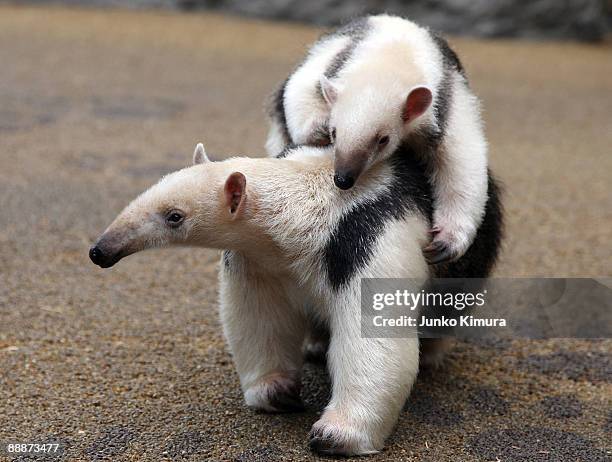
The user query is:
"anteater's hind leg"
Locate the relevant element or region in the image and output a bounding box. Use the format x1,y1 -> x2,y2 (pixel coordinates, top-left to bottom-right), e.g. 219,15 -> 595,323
302,317 -> 329,364
219,253 -> 306,413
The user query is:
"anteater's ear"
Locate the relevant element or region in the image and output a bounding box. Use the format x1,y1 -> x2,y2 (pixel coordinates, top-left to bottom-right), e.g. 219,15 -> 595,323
320,75 -> 341,107
193,143 -> 210,165
224,172 -> 247,218
402,86 -> 433,124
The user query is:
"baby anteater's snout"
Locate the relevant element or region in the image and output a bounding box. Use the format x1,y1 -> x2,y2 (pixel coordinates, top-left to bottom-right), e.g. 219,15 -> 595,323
333,172 -> 355,190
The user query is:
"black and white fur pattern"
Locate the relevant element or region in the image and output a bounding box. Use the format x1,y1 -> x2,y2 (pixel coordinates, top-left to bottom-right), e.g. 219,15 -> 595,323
221,146 -> 502,455
267,14 -> 489,265
91,144 -> 502,456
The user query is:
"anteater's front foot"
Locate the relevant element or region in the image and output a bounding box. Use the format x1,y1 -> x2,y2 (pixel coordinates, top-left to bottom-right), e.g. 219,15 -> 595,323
308,411 -> 380,456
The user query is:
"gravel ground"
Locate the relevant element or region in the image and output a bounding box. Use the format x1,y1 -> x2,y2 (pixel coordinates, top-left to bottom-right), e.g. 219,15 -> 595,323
0,5 -> 610,462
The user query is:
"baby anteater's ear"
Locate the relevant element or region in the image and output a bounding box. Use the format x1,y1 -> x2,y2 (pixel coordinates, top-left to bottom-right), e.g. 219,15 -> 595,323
223,172 -> 247,218
193,142 -> 210,165
402,86 -> 432,124
320,75 -> 342,107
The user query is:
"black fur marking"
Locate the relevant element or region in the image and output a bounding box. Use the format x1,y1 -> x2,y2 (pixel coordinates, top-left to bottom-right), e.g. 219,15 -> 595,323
324,147 -> 433,290
221,250 -> 233,270
269,78 -> 291,148
309,432 -> 344,456
222,249 -> 244,274
275,143 -> 297,159
414,178 -> 503,339
323,43 -> 354,81
432,68 -> 453,138
322,17 -> 370,81
307,123 -> 332,147
435,173 -> 504,278
323,147 -> 503,289
267,382 -> 305,413
272,17 -> 370,147
324,42 -> 355,80
426,31 -> 466,148
431,32 -> 465,76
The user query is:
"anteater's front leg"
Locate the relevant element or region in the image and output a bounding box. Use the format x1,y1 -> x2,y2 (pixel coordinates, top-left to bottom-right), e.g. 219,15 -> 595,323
309,290 -> 420,456
423,79 -> 489,264
219,252 -> 306,413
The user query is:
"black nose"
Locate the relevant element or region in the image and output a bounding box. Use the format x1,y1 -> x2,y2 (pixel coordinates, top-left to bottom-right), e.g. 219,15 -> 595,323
89,246 -> 104,265
334,173 -> 355,190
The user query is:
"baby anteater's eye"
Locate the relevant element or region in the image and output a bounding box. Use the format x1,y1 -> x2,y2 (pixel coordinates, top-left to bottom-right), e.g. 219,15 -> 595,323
378,135 -> 390,147
165,210 -> 185,227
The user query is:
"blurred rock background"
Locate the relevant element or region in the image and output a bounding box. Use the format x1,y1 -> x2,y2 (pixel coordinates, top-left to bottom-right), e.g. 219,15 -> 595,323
21,0 -> 612,41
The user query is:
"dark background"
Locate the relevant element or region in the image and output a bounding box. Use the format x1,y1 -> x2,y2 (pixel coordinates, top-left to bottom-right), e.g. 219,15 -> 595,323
19,0 -> 612,41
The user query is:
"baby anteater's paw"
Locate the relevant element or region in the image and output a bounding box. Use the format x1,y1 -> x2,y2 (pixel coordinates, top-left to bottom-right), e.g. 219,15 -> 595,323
423,224 -> 471,265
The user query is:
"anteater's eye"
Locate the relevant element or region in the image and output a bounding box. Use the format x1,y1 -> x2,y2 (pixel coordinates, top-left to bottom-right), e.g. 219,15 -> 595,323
330,127 -> 336,143
165,211 -> 185,227
378,135 -> 390,147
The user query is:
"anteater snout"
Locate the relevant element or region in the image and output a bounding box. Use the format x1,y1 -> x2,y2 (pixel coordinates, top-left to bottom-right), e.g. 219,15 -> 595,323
333,172 -> 355,190
333,148 -> 370,191
89,246 -> 104,265
89,242 -> 121,268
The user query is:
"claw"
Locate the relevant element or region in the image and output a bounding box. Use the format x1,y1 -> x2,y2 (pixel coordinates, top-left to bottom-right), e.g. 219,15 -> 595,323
268,383 -> 305,413
269,391 -> 305,413
423,240 -> 445,255
423,240 -> 455,265
429,225 -> 442,235
309,429 -> 343,455
427,247 -> 454,264
309,435 -> 336,455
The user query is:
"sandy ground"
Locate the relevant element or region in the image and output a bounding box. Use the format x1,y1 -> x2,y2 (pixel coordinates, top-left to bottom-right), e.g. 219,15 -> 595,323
0,5 -> 610,461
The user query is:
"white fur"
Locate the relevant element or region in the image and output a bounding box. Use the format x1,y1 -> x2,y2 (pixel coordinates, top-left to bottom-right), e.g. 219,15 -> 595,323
430,72 -> 488,255
264,116 -> 288,158
193,142 -> 209,165
282,36 -> 350,147
220,149 -> 430,455
98,146 -> 431,456
267,14 -> 489,260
